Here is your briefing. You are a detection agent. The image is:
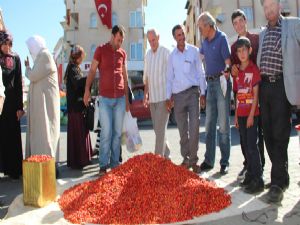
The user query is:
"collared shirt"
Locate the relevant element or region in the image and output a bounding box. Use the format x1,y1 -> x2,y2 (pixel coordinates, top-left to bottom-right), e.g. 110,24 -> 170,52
236,61 -> 261,117
260,17 -> 283,76
143,45 -> 170,103
231,32 -> 259,92
200,29 -> 231,76
166,43 -> 206,99
94,42 -> 127,98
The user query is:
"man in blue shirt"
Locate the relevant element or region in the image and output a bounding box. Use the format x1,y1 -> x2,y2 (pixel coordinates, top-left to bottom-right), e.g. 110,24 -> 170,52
197,12 -> 232,175
166,24 -> 206,173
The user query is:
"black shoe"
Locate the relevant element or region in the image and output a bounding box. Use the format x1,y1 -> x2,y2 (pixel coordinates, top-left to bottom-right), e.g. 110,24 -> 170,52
99,167 -> 107,176
56,168 -> 60,179
266,185 -> 283,203
191,164 -> 200,174
244,179 -> 264,194
92,149 -> 99,156
237,166 -> 247,180
180,161 -> 190,169
200,162 -> 213,171
240,176 -> 252,187
265,182 -> 289,192
265,182 -> 271,189
220,165 -> 228,175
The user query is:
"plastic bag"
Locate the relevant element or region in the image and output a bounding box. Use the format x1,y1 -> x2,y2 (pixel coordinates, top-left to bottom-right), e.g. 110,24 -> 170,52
123,112 -> 142,152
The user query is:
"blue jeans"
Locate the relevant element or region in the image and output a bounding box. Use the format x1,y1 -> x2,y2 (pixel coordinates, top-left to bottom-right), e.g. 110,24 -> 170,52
205,79 -> 231,167
99,96 -> 125,169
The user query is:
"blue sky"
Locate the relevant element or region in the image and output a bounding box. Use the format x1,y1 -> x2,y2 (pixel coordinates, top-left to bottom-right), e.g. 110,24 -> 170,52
0,0 -> 186,77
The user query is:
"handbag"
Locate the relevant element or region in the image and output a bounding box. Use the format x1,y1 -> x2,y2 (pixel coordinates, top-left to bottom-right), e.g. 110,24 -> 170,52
83,101 -> 95,131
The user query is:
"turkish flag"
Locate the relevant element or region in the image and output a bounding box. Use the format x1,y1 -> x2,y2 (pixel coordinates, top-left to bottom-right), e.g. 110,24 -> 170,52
94,0 -> 112,29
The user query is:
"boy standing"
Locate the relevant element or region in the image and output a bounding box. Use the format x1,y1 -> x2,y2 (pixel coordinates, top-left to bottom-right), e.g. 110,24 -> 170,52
234,37 -> 263,194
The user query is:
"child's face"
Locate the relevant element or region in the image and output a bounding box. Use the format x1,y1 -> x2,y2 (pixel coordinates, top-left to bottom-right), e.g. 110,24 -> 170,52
237,46 -> 252,64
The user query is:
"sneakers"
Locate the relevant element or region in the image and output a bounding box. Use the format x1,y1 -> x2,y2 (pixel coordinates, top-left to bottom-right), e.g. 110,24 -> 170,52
237,166 -> 247,180
200,161 -> 213,171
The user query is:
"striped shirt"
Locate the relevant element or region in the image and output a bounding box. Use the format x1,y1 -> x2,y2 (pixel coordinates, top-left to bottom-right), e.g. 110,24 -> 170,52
260,17 -> 283,76
143,45 -> 170,103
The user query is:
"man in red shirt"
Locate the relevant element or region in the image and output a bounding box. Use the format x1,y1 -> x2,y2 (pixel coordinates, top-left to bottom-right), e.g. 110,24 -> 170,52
84,25 -> 130,175
230,9 -> 265,181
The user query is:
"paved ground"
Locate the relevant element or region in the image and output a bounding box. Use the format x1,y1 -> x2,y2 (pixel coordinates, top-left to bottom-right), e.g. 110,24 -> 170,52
1,115 -> 300,224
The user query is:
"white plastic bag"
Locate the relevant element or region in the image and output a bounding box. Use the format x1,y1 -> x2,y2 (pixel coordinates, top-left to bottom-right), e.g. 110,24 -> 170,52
123,111 -> 142,152
220,75 -> 227,97
93,96 -> 100,130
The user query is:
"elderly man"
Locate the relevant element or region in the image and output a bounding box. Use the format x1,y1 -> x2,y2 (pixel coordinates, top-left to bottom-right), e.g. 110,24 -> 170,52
166,25 -> 206,172
143,29 -> 171,158
197,12 -> 232,175
257,0 -> 300,203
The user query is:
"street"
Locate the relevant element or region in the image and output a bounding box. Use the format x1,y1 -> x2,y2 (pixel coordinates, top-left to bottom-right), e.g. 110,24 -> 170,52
1,114 -> 300,224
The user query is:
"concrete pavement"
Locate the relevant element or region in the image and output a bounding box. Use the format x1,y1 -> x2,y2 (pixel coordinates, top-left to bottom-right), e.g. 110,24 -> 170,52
1,115 -> 300,224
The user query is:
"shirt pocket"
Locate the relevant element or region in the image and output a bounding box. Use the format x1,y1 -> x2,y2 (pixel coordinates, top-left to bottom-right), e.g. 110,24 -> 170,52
183,59 -> 192,74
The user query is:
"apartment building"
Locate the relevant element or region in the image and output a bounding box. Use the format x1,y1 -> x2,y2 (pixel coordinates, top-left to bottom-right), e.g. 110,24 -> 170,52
185,0 -> 300,46
55,0 -> 147,89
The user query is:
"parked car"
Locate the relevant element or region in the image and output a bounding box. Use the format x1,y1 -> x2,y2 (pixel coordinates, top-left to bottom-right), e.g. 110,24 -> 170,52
129,84 -> 176,125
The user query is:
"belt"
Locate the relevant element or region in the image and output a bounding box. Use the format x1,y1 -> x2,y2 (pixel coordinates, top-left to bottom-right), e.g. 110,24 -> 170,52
206,73 -> 222,81
176,86 -> 199,95
261,74 -> 283,83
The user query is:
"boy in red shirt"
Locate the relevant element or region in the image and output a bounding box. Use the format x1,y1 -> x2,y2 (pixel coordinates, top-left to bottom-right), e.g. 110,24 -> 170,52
234,37 -> 264,194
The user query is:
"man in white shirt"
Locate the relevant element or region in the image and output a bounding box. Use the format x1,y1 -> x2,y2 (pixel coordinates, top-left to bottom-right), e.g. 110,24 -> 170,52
166,25 -> 206,173
143,29 -> 171,158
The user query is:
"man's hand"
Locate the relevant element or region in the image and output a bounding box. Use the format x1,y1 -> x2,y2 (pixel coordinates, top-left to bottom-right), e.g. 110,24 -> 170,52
16,110 -> 24,121
165,99 -> 173,112
83,90 -> 91,106
125,100 -> 130,112
143,94 -> 149,108
200,95 -> 206,109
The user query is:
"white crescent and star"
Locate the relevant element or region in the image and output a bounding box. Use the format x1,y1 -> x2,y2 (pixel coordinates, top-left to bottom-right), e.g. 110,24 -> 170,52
97,4 -> 107,18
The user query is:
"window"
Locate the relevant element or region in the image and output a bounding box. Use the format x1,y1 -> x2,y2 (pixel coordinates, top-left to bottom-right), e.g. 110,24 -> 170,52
129,11 -> 143,28
130,43 -> 143,60
240,7 -> 253,22
112,12 -> 118,27
90,13 -> 97,28
90,44 -> 96,59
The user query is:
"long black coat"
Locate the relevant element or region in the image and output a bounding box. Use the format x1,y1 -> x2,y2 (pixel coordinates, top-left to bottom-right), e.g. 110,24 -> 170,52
65,63 -> 86,113
0,53 -> 23,178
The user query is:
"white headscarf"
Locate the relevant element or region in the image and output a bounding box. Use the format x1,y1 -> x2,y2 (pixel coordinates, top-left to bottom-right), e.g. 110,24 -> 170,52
26,35 -> 47,62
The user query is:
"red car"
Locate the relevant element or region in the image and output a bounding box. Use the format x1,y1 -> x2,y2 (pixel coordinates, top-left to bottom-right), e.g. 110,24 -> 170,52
129,84 -> 176,125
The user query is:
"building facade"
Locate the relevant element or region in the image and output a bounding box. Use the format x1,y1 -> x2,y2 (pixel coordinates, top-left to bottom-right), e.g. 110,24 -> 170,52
185,0 -> 300,46
55,0 -> 147,90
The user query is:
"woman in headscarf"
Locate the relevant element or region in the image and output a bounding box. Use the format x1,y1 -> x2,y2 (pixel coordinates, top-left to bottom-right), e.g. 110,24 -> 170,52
65,45 -> 92,169
0,65 -> 5,113
0,30 -> 24,179
24,35 -> 60,163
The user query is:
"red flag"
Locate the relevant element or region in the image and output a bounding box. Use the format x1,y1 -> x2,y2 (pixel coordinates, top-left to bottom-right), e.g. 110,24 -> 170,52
94,0 -> 112,29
